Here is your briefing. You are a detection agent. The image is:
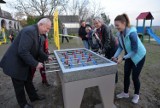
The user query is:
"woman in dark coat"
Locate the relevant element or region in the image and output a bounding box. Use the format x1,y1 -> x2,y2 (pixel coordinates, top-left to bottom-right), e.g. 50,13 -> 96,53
93,17 -> 118,83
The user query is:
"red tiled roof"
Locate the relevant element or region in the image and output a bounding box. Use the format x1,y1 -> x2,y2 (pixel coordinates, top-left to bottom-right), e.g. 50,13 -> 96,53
136,12 -> 154,20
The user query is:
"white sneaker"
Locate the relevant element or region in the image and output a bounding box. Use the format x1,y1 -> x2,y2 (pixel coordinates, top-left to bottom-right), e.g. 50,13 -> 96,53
132,94 -> 139,104
116,92 -> 129,99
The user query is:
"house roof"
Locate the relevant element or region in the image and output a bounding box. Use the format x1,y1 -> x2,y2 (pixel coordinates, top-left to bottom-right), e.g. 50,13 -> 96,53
0,7 -> 13,20
59,15 -> 79,23
136,12 -> 154,20
44,15 -> 79,23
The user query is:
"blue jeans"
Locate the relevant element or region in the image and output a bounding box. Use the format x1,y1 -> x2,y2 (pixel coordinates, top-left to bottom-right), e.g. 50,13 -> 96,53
82,40 -> 90,49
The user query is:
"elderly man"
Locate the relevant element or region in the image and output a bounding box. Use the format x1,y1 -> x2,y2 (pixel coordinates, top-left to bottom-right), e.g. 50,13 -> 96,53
0,18 -> 52,108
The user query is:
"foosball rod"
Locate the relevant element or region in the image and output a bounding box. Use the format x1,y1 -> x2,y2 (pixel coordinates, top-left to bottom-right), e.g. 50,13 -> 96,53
43,69 -> 61,73
61,56 -> 101,61
63,60 -> 102,67
47,66 -> 60,69
45,63 -> 59,66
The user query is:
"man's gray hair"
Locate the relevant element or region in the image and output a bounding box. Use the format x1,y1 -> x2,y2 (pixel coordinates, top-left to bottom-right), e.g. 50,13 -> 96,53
93,17 -> 104,24
37,18 -> 51,25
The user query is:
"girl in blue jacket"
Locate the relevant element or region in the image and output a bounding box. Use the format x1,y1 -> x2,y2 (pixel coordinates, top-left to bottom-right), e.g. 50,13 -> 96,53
112,13 -> 146,104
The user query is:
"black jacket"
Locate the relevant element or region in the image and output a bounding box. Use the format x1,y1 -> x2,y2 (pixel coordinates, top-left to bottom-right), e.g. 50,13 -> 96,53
97,24 -> 117,51
78,26 -> 88,40
0,24 -> 48,81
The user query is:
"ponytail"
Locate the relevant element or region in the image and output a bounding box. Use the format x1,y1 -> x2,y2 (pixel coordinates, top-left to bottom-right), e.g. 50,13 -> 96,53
122,13 -> 130,27
114,13 -> 130,27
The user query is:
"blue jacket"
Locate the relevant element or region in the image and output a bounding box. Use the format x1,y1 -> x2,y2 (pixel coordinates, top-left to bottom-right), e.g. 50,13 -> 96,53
114,27 -> 146,65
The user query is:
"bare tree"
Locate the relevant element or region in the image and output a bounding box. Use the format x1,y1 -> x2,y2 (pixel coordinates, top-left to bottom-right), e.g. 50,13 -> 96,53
78,0 -> 90,20
68,0 -> 89,20
14,12 -> 26,20
101,13 -> 110,25
89,0 -> 104,18
9,0 -> 106,22
13,0 -> 32,16
48,0 -> 63,16
69,0 -> 79,15
67,0 -> 104,20
9,0 -> 65,16
58,0 -> 70,15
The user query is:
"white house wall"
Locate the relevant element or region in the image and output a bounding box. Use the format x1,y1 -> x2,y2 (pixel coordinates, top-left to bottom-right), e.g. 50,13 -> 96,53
0,18 -> 22,30
64,23 -> 80,29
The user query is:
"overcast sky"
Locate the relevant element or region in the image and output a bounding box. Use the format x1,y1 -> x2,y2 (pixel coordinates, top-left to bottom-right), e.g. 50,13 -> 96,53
1,0 -> 160,26
100,0 -> 160,26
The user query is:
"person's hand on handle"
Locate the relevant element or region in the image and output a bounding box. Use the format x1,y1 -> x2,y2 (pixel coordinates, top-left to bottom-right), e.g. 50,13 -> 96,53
48,56 -> 53,61
48,50 -> 51,54
36,62 -> 43,70
111,57 -> 118,63
117,57 -> 123,64
98,49 -> 102,54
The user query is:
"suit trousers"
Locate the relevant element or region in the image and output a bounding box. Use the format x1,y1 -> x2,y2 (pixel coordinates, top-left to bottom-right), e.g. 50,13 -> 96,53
11,70 -> 38,108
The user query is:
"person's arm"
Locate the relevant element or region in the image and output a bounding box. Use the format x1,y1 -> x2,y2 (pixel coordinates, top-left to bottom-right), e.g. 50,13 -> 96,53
111,45 -> 123,62
113,45 -> 123,58
18,31 -> 38,67
38,48 -> 48,61
38,36 -> 48,61
123,32 -> 138,59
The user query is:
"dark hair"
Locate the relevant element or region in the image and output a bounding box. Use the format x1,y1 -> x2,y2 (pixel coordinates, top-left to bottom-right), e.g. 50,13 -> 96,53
114,13 -> 130,27
80,20 -> 85,24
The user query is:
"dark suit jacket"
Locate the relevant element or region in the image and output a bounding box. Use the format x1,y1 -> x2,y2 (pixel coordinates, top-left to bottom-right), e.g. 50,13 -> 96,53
0,24 -> 48,81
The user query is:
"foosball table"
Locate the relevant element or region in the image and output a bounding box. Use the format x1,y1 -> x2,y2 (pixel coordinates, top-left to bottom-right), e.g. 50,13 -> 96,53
45,48 -> 117,108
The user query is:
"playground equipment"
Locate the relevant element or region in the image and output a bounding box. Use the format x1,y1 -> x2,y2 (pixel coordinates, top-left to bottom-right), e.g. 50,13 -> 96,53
146,28 -> 160,44
0,28 -> 7,45
136,12 -> 160,44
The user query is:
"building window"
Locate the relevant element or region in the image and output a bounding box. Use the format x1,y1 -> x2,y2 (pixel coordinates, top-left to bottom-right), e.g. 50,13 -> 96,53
1,19 -> 6,28
9,21 -> 12,29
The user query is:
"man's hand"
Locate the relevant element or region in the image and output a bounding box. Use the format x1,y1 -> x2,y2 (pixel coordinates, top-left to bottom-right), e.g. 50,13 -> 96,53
36,62 -> 43,70
48,50 -> 51,54
98,48 -> 105,54
48,56 -> 53,61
